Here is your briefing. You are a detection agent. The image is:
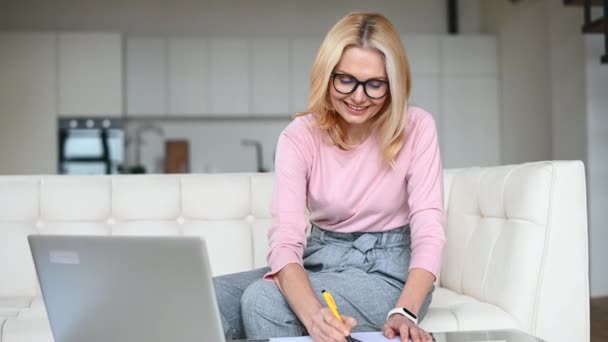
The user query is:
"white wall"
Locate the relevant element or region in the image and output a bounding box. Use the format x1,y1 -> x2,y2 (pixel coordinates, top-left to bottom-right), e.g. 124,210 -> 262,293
482,0 -> 553,165
1,0 -> 448,37
548,1 -> 588,162
585,36 -> 608,297
482,0 -> 608,296
483,0 -> 588,165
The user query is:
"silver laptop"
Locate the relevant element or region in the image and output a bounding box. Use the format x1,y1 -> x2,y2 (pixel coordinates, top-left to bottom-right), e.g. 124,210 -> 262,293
28,235 -> 226,342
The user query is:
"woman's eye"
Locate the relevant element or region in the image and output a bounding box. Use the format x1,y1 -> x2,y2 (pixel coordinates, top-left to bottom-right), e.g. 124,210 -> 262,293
338,76 -> 355,84
368,80 -> 384,89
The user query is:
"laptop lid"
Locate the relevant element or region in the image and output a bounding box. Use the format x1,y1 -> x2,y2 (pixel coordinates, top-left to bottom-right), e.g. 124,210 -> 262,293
28,235 -> 225,342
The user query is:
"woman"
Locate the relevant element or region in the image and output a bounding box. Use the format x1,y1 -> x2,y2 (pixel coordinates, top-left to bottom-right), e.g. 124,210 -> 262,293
214,12 -> 445,342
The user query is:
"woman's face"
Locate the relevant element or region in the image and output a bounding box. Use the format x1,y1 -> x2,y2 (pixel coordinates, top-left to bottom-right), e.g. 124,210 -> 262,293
329,46 -> 389,135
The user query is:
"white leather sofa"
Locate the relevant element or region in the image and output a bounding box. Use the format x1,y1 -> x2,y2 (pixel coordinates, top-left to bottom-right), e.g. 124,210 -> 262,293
0,161 -> 589,342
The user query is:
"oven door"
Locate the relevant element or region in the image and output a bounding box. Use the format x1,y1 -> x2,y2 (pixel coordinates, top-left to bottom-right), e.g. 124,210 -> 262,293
58,118 -> 124,175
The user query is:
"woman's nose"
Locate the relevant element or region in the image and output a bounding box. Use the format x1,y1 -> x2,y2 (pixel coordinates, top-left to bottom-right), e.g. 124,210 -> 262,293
350,84 -> 367,103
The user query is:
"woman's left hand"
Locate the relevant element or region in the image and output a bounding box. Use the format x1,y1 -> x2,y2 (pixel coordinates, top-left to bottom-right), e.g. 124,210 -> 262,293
382,314 -> 433,342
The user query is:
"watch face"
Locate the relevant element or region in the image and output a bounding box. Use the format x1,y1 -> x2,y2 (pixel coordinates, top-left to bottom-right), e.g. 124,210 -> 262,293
402,307 -> 418,319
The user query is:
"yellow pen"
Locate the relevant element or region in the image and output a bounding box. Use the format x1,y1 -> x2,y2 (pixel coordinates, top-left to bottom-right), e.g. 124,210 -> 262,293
321,289 -> 355,342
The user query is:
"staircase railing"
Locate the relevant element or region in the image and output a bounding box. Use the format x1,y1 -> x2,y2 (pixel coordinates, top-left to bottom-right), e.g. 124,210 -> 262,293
566,0 -> 607,64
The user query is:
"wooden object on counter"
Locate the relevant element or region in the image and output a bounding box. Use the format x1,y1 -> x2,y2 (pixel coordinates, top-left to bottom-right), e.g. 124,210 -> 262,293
164,140 -> 190,173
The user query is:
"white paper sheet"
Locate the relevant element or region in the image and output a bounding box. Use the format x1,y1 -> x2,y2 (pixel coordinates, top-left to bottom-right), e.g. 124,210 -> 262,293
270,332 -> 507,342
270,331 -> 403,341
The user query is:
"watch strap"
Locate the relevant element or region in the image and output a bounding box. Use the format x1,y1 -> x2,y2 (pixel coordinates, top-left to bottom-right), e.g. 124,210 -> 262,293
386,307 -> 418,325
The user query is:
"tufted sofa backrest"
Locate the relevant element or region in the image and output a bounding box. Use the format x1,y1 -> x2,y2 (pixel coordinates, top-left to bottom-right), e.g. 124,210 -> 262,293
0,173 -> 275,298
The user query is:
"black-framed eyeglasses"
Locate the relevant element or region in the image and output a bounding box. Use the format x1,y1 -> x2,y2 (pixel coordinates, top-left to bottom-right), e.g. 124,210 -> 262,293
330,72 -> 389,99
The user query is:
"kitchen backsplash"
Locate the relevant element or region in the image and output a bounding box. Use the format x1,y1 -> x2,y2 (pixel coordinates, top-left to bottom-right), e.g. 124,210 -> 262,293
124,117 -> 291,174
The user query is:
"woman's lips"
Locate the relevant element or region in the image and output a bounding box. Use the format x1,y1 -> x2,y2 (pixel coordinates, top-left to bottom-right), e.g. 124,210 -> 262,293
344,101 -> 369,114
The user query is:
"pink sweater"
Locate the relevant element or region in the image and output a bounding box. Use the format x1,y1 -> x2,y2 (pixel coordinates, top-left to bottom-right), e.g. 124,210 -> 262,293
265,106 -> 446,280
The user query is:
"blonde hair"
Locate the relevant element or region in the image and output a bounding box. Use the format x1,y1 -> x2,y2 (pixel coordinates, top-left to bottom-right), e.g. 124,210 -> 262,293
300,12 -> 411,166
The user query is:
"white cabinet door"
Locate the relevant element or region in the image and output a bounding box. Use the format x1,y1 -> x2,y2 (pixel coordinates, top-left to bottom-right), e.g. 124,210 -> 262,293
0,33 -> 57,174
251,39 -> 289,116
410,75 -> 441,126
290,39 -> 320,113
441,78 -> 500,169
58,33 -> 122,116
402,34 -> 441,75
440,35 -> 499,169
126,37 -> 167,116
168,38 -> 209,116
209,39 -> 250,115
441,36 -> 498,77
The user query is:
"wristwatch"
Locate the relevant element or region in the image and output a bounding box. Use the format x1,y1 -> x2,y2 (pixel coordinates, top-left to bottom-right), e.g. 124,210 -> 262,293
386,307 -> 418,325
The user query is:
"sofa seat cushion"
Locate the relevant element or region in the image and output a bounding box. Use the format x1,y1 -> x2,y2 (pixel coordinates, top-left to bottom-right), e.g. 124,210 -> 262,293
421,287 -> 521,333
0,298 -> 33,317
1,316 -> 53,342
14,298 -> 46,320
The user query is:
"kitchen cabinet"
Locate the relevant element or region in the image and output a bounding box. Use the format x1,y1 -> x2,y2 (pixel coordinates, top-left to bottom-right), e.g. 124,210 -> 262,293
251,39 -> 290,116
290,39 -> 320,114
410,75 -> 441,126
403,34 -> 442,135
126,37 -> 167,116
441,36 -> 498,77
0,33 -> 57,174
440,35 -> 500,168
125,37 -> 310,117
168,38 -> 210,116
57,32 -> 123,117
402,34 -> 441,75
209,39 -> 250,115
441,77 -> 500,169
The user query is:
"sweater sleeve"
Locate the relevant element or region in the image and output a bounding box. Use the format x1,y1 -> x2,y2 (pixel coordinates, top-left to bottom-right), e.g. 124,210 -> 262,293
405,111 -> 447,279
263,120 -> 312,280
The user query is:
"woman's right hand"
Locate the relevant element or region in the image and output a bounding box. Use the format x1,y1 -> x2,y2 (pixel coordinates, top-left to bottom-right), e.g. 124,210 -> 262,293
307,307 -> 357,342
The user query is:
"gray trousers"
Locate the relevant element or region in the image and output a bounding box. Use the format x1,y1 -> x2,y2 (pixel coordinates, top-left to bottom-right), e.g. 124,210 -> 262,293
213,224 -> 433,340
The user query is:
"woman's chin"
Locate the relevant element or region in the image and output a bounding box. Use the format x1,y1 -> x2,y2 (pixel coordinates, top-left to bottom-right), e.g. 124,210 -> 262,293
341,111 -> 373,126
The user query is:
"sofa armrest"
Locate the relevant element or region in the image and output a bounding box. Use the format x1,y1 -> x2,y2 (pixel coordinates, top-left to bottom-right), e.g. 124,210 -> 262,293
532,161 -> 589,342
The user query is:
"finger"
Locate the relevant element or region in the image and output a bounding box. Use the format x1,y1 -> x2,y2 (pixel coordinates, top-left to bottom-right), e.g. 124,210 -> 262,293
321,323 -> 347,342
399,325 -> 410,342
415,327 -> 428,342
342,315 -> 357,329
309,326 -> 320,341
382,323 -> 395,339
320,315 -> 348,341
414,326 -> 431,342
322,310 -> 350,336
410,327 -> 422,342
311,315 -> 334,342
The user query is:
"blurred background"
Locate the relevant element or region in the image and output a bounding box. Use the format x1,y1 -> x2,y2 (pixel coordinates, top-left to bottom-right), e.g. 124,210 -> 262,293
0,0 -> 606,297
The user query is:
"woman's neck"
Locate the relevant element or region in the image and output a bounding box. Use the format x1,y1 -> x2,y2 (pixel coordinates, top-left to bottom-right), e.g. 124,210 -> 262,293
344,122 -> 373,146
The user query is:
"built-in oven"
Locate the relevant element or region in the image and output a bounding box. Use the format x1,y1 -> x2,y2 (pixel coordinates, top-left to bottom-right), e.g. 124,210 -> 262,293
58,118 -> 125,175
